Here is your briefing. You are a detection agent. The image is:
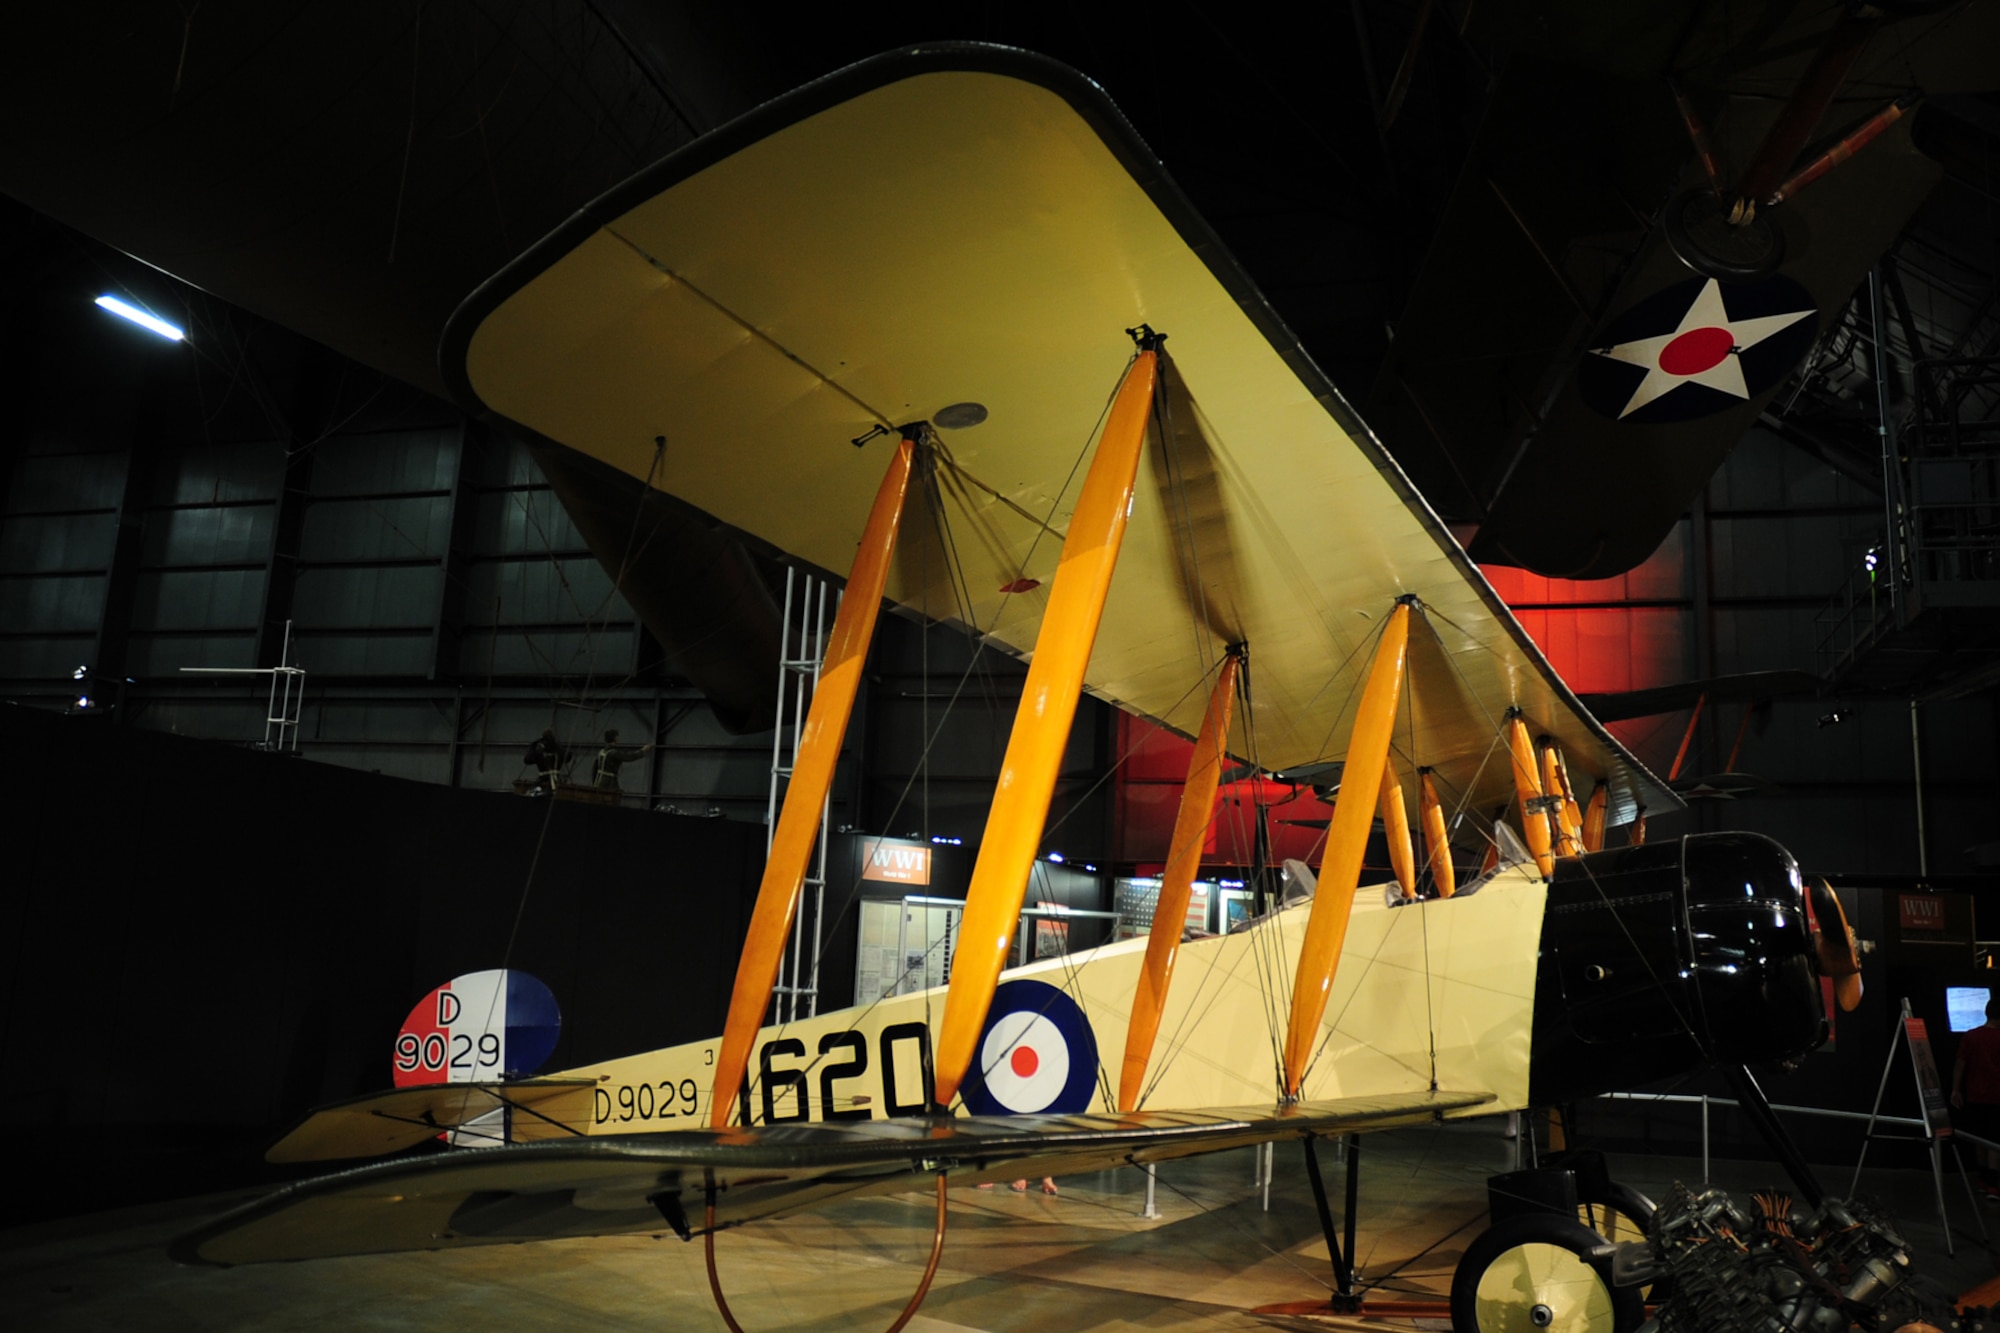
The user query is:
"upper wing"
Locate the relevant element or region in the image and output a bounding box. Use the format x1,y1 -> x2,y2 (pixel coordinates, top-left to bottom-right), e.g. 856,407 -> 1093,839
440,46 -> 1675,825
177,1090 -> 1490,1265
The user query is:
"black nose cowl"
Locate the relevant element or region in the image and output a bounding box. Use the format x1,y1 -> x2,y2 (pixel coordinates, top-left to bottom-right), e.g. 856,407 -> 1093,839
1528,832 -> 1826,1107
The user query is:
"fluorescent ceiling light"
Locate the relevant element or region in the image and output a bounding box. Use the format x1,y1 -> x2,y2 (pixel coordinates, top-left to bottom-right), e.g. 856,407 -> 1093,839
94,295 -> 184,342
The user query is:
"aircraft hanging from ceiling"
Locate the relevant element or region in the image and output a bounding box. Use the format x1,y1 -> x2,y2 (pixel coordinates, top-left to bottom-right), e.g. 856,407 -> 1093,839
1366,0 -> 2000,579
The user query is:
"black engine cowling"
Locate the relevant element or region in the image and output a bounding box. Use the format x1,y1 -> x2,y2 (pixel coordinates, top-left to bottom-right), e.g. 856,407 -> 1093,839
1528,831 -> 1827,1106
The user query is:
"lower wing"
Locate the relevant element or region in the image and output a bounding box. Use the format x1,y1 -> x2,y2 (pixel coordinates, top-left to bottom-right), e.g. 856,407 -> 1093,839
178,1089 -> 1490,1265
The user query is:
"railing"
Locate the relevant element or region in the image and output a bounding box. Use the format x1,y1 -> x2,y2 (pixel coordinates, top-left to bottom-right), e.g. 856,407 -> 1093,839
1597,1089 -> 1995,1253
1814,547 -> 1900,680
1814,355 -> 2000,684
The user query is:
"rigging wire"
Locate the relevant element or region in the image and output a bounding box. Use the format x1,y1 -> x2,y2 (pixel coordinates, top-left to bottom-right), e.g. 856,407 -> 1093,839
1229,649 -> 1297,1099
1398,624 -> 1440,1092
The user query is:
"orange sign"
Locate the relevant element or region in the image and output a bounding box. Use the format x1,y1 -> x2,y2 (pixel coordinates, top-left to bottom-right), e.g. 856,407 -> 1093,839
861,839 -> 932,885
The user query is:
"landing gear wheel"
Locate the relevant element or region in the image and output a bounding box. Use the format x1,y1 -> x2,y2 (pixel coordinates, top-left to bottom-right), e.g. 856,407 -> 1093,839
1664,187 -> 1785,282
1450,1213 -> 1643,1333
1581,1180 -> 1654,1244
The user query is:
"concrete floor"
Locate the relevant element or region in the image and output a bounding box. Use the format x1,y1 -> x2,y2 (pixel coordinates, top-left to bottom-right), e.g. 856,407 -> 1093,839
4,1119 -> 1996,1331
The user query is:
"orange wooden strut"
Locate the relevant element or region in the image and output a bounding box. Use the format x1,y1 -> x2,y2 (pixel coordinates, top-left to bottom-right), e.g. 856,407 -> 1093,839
1505,713 -> 1554,878
1379,759 -> 1416,898
1538,740 -> 1580,859
1281,600 -> 1410,1099
1581,782 -> 1607,853
1554,747 -> 1584,850
1417,769 -> 1454,898
932,345 -> 1160,1110
709,436 -> 915,1128
1667,691 -> 1707,784
1117,652 -> 1239,1112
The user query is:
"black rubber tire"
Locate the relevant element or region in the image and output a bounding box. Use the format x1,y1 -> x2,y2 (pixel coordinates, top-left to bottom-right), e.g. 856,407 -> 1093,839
1585,1180 -> 1655,1237
1581,1181 -> 1670,1305
1450,1213 -> 1644,1333
1664,187 -> 1785,282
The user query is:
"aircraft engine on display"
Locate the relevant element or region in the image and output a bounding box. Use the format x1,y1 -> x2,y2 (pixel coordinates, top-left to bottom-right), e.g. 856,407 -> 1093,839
1529,832 -> 1827,1107
1634,1184 -> 1988,1333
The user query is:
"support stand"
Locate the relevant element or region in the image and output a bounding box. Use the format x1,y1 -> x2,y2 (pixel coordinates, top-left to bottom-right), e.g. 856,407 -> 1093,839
1851,997 -> 1987,1256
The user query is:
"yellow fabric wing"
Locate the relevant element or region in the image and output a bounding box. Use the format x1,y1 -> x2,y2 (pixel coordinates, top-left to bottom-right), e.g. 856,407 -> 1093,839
445,48 -> 1674,828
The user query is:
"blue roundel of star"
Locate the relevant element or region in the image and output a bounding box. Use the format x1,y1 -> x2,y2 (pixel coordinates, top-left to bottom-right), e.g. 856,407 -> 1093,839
1577,274 -> 1819,425
959,978 -> 1099,1116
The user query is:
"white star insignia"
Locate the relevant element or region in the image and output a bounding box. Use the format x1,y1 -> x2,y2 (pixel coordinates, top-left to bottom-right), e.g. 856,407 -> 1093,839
1589,279 -> 1815,419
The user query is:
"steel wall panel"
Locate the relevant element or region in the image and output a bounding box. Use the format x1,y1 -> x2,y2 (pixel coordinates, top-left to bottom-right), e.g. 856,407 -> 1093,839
150,441 -> 284,506
132,568 -> 267,630
464,556 -> 621,624
292,566 -> 445,628
455,626 -> 636,678
298,496 -> 450,562
309,698 -> 453,744
4,452 -> 126,512
309,430 -> 458,496
0,512 -> 116,572
143,504 -> 275,567
655,748 -> 769,800
0,633 -> 93,679
467,436 -> 547,489
0,571 -> 106,630
291,631 -> 435,677
1710,514 -> 1859,600
127,631 -> 258,676
472,489 -> 584,555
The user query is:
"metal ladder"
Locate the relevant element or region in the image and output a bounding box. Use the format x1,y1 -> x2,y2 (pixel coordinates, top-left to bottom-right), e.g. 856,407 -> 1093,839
765,568 -> 837,1024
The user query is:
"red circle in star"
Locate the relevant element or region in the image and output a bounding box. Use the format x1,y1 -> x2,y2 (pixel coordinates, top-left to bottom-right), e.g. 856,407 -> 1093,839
1659,326 -> 1735,376
1010,1046 -> 1040,1078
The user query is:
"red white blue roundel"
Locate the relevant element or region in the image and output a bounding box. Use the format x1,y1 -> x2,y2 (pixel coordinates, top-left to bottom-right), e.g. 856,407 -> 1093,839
960,979 -> 1099,1115
392,969 -> 561,1087
1579,275 -> 1818,424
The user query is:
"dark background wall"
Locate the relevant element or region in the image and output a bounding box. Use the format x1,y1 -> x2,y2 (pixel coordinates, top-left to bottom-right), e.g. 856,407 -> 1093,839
0,702 -> 761,1224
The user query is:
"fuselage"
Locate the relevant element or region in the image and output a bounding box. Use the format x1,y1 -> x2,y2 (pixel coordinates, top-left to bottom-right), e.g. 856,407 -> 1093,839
532,831 -> 1823,1137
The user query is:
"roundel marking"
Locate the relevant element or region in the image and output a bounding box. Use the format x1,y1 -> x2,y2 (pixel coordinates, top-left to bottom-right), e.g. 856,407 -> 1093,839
959,978 -> 1098,1116
1577,274 -> 1818,425
391,968 -> 561,1088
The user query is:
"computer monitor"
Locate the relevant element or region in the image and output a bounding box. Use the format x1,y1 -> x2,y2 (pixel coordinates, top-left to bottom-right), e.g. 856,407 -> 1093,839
1947,986 -> 1990,1033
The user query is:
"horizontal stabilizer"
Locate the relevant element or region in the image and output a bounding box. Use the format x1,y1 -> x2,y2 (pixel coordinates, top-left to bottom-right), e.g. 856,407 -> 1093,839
265,1078 -> 598,1164
184,1089 -> 1490,1265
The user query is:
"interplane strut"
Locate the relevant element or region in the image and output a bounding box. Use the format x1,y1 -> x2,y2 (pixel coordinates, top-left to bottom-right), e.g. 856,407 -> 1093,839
1118,649 -> 1240,1111
711,436 -> 916,1128
933,336 -> 1163,1110
1281,599 -> 1411,1099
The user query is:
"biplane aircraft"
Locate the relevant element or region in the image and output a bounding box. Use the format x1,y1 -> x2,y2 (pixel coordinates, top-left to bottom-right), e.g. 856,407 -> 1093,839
176,45 -> 1865,1330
